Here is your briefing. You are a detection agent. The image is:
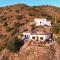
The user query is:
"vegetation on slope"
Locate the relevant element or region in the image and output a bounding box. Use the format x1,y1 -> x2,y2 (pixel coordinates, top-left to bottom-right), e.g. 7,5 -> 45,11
0,4 -> 60,52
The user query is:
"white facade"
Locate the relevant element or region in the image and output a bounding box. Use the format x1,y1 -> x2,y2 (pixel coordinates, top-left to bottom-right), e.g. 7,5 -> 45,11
29,35 -> 48,41
22,32 -> 51,42
22,32 -> 31,39
34,18 -> 51,26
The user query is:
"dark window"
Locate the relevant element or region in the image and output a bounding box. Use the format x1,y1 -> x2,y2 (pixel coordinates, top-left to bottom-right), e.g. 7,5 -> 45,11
32,37 -> 35,39
40,37 -> 43,40
40,22 -> 41,23
25,35 -> 26,37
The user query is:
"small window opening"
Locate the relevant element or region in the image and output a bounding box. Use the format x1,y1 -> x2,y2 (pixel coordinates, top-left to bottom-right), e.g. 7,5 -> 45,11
40,22 -> 41,23
40,37 -> 43,40
32,37 -> 35,39
25,35 -> 26,37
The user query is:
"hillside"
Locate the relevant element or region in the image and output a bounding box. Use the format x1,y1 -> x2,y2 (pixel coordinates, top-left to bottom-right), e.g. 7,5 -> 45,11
0,4 -> 60,60
0,4 -> 60,37
0,40 -> 60,60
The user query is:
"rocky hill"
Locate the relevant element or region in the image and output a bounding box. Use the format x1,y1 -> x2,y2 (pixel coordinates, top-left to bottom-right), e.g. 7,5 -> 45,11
0,4 -> 60,39
0,4 -> 60,60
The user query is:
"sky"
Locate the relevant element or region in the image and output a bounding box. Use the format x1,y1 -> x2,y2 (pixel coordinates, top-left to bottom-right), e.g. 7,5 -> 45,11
0,0 -> 60,7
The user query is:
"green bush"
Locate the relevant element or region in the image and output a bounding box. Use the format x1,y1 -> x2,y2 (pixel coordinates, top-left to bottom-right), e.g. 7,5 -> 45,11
52,24 -> 59,34
56,37 -> 60,46
6,26 -> 14,32
32,23 -> 36,30
4,22 -> 8,26
0,46 -> 5,51
16,15 -> 23,20
14,22 -> 20,28
6,38 -> 20,52
11,29 -> 19,36
0,34 -> 7,51
15,10 -> 20,13
0,34 -> 6,39
29,13 -> 36,16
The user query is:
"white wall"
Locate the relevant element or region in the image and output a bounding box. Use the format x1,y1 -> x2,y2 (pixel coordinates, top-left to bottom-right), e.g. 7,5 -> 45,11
46,21 -> 51,26
22,32 -> 51,41
29,35 -> 46,41
34,18 -> 51,26
22,32 -> 31,38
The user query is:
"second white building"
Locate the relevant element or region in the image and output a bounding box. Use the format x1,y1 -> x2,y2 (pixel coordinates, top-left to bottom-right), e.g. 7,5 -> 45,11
34,18 -> 51,26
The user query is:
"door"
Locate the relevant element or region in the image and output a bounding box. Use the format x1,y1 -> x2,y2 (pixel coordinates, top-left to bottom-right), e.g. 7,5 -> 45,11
36,36 -> 39,41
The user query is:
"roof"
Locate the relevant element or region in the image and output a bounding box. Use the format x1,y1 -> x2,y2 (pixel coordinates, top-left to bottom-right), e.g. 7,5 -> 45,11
31,31 -> 52,35
22,30 -> 52,35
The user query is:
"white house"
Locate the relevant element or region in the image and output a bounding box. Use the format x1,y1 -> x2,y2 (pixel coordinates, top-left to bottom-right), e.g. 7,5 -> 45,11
22,31 -> 52,42
29,32 -> 51,42
34,18 -> 51,26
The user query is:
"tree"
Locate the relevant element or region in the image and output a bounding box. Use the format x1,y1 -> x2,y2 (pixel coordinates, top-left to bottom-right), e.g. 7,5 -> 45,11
56,37 -> 60,46
7,38 -> 20,52
52,24 -> 59,34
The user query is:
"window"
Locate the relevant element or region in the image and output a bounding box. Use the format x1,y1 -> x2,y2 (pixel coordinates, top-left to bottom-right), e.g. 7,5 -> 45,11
25,35 -> 26,37
40,37 -> 43,40
32,37 -> 35,39
40,22 -> 41,23
27,35 -> 29,37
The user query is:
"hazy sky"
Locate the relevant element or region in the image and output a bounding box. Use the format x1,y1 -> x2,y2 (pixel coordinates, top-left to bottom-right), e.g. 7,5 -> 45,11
0,0 -> 60,7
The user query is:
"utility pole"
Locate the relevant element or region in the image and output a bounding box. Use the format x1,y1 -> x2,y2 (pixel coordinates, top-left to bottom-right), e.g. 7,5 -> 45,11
55,12 -> 56,24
